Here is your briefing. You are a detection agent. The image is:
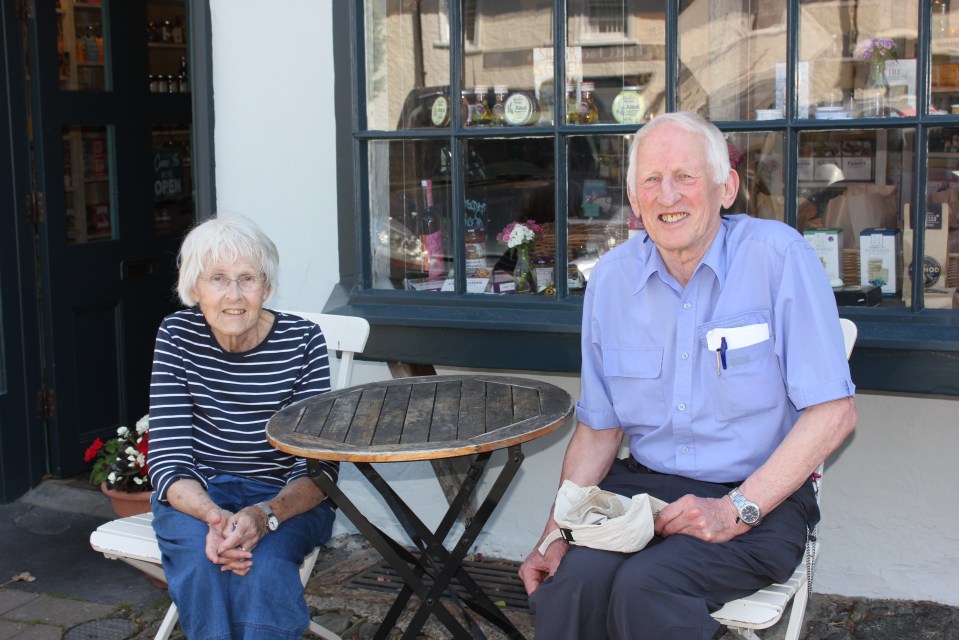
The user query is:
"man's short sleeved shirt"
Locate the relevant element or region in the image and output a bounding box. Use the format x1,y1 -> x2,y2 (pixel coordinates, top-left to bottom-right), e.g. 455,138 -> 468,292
577,214 -> 855,483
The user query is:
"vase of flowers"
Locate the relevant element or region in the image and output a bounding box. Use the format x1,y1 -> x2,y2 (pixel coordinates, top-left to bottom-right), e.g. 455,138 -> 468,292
497,219 -> 543,294
86,414 -> 152,516
854,38 -> 896,117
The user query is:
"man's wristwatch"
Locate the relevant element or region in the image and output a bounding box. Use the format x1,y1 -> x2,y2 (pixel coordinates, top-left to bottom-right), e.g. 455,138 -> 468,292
256,502 -> 279,532
728,487 -> 763,527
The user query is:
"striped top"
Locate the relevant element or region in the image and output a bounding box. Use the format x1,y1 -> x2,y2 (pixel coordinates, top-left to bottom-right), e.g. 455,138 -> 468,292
147,308 -> 338,503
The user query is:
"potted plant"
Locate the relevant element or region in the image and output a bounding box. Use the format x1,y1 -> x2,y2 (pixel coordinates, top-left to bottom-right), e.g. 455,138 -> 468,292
85,414 -> 152,517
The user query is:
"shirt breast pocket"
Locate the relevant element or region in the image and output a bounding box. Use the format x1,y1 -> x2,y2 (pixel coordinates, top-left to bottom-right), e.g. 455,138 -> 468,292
702,333 -> 784,422
602,347 -> 666,426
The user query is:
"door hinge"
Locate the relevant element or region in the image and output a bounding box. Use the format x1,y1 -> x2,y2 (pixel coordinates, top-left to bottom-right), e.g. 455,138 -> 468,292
36,387 -> 56,420
26,191 -> 45,224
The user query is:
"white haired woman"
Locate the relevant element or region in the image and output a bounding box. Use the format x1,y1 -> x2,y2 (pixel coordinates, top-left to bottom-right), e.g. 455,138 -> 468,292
148,215 -> 337,639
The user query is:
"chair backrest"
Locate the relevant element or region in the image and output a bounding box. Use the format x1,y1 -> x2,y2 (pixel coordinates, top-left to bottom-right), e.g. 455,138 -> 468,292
279,310 -> 370,390
840,318 -> 857,361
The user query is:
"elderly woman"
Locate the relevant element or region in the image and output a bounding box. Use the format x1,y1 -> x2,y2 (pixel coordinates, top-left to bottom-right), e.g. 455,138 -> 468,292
148,215 -> 337,639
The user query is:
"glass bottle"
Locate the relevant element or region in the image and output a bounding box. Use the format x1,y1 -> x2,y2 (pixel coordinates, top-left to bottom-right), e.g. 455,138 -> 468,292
419,180 -> 444,278
577,81 -> 600,124
565,82 -> 578,124
472,85 -> 492,126
491,85 -> 508,126
178,56 -> 190,93
461,90 -> 475,126
465,220 -> 487,278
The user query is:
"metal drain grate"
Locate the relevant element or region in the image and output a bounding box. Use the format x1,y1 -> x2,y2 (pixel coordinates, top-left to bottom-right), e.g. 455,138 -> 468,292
346,556 -> 530,611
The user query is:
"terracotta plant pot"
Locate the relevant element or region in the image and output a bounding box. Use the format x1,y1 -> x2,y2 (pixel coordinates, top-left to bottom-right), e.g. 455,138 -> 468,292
100,482 -> 152,517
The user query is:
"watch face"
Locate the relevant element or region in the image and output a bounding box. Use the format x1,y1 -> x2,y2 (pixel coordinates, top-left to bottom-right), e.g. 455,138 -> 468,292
267,515 -> 279,531
741,504 -> 761,525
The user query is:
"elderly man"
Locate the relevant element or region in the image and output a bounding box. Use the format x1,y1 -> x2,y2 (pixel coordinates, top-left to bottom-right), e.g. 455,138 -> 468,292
519,112 -> 857,640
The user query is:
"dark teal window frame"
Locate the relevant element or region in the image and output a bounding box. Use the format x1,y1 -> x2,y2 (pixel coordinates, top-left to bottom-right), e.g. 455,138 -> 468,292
324,0 -> 959,396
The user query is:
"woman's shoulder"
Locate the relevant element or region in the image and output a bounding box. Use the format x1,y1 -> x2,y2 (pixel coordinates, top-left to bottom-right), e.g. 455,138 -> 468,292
161,307 -> 205,331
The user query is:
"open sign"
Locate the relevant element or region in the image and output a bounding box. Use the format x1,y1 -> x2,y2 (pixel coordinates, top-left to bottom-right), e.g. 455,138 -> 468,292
153,149 -> 183,201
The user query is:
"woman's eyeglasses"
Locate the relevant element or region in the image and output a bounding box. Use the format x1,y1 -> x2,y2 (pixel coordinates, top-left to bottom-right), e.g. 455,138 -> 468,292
201,274 -> 264,292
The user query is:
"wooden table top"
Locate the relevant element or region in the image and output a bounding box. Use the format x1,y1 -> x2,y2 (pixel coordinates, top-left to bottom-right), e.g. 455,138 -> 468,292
266,374 -> 574,462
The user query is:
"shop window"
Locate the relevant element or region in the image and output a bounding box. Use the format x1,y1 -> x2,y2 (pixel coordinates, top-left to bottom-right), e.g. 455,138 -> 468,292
332,0 -> 959,387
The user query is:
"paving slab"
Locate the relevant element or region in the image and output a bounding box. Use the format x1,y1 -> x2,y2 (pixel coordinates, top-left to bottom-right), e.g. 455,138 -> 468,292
1,594 -> 116,627
0,592 -> 36,617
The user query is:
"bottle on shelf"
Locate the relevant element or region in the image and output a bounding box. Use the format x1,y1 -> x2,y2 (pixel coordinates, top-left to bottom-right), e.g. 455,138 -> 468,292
178,56 -> 189,92
577,81 -> 600,124
472,85 -> 492,126
464,209 -> 487,278
461,89 -> 475,126
431,94 -> 450,127
419,179 -> 444,278
172,15 -> 184,44
492,85 -> 508,126
566,82 -> 578,124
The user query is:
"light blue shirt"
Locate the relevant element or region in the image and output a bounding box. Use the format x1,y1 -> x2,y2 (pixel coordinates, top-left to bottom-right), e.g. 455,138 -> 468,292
577,215 -> 855,483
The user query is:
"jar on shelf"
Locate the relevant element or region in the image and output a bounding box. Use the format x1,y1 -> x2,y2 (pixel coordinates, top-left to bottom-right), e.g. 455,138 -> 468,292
461,90 -> 475,126
577,81 -> 600,125
611,86 -> 647,124
472,85 -> 492,126
505,91 -> 537,126
431,94 -> 450,127
491,85 -> 508,126
565,82 -> 578,124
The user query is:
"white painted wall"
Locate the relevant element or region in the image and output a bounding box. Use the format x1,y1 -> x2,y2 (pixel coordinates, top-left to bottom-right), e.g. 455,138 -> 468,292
210,0 -> 959,607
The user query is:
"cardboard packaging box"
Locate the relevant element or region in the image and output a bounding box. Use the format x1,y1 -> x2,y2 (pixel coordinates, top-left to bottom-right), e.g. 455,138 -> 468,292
804,228 -> 844,286
859,228 -> 901,297
902,203 -> 951,307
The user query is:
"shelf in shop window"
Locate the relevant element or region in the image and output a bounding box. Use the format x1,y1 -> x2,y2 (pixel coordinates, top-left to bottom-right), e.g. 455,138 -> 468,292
83,175 -> 110,182
148,42 -> 187,50
932,86 -> 959,93
74,2 -> 104,9
77,61 -> 104,67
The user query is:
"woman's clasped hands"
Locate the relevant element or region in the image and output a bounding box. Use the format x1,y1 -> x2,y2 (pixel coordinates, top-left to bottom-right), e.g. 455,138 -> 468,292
204,506 -> 266,576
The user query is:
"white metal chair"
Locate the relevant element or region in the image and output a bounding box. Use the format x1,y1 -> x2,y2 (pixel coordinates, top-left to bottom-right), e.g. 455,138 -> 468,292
711,318 -> 857,640
90,311 -> 370,640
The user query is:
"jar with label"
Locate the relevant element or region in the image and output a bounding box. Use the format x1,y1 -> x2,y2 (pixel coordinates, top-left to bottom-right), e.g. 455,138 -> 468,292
472,85 -> 492,126
505,91 -> 537,126
611,86 -> 647,124
577,81 -> 600,124
491,85 -> 508,125
431,95 -> 450,127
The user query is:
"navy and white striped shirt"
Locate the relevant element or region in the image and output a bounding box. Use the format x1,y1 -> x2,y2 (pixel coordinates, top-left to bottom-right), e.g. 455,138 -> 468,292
147,308 -> 338,503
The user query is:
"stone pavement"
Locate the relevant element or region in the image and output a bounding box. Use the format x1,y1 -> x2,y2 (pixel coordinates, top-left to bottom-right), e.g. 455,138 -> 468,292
1,479 -> 958,639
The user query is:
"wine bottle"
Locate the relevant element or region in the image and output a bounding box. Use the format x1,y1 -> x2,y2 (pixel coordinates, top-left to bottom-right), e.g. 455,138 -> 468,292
419,180 -> 444,278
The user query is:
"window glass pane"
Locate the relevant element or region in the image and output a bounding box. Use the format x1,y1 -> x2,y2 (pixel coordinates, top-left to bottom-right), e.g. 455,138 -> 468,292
56,0 -> 109,91
152,124 -> 194,236
566,135 -> 633,292
801,0 -> 916,119
477,138 -> 555,294
370,140 -> 453,290
679,1 -> 786,120
63,125 -> 115,244
923,127 -> 959,310
566,1 -> 665,125
797,128 -> 911,307
147,1 -> 189,94
366,1 -> 451,131
725,131 -> 785,221
931,0 -> 959,114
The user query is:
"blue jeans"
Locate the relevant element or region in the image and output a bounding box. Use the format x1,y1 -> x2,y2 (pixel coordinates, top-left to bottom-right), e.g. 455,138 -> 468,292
152,475 -> 335,640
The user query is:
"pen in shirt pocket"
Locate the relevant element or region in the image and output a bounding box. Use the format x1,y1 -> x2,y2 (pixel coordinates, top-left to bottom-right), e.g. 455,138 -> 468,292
715,336 -> 728,376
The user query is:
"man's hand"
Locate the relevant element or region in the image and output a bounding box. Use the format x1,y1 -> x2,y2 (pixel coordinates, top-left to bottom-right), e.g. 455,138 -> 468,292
519,537 -> 568,595
654,494 -> 747,543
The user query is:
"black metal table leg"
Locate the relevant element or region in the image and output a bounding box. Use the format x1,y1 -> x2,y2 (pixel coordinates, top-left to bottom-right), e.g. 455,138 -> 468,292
307,446 -> 528,640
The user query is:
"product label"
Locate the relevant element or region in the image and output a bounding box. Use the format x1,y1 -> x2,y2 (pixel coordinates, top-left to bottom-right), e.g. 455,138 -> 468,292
612,91 -> 646,124
504,93 -> 533,125
421,230 -> 445,278
431,96 -> 449,126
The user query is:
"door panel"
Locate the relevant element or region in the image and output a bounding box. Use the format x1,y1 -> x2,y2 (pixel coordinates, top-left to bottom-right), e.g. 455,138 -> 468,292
30,0 -> 193,477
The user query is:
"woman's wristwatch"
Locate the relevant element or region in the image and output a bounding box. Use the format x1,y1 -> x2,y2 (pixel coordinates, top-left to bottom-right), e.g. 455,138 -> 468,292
255,502 -> 279,532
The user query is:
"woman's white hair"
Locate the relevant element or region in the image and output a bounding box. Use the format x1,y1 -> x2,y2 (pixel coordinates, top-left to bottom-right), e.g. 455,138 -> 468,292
176,215 -> 279,307
626,112 -> 731,188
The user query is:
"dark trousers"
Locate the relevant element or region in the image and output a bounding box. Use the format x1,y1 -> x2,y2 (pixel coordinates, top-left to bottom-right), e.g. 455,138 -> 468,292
529,458 -> 819,640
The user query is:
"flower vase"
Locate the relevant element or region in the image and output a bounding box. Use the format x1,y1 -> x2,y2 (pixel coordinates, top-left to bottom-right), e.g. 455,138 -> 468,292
862,59 -> 889,117
513,244 -> 535,294
101,482 -> 152,517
